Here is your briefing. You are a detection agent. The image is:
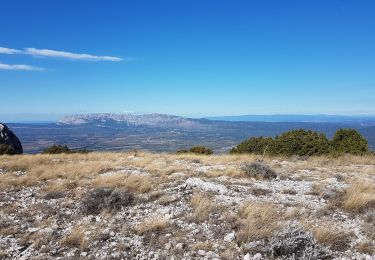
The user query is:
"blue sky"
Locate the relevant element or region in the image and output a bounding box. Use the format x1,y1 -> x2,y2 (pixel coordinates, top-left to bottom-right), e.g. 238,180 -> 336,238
1,0 -> 375,120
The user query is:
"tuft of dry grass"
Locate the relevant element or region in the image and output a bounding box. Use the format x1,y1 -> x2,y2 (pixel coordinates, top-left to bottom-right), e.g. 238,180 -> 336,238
61,227 -> 86,248
190,193 -> 215,222
204,167 -> 244,178
236,202 -> 280,243
342,180 -> 375,213
191,241 -> 213,251
93,174 -> 152,193
135,217 -> 169,235
356,241 -> 375,254
282,188 -> 297,195
0,225 -> 18,236
284,205 -> 306,220
312,225 -> 354,252
363,222 -> 375,240
251,187 -> 272,196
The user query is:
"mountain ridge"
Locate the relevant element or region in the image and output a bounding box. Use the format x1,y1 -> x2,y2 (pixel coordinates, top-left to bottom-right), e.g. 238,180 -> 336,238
58,113 -> 206,129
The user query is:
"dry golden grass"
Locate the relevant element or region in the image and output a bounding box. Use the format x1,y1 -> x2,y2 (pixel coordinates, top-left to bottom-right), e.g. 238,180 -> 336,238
236,202 -> 280,243
0,225 -> 18,236
61,227 -> 86,249
1,204 -> 20,214
342,179 -> 375,213
356,241 -> 375,254
284,205 -> 306,220
0,153 -> 130,188
221,246 -> 240,259
191,241 -> 213,251
190,193 -> 216,222
42,179 -> 79,193
1,152 -> 374,197
312,225 -> 353,252
93,174 -> 152,193
204,167 -> 244,178
135,217 -> 169,235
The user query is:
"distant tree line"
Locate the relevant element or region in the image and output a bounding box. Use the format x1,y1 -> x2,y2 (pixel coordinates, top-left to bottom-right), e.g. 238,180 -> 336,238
177,146 -> 213,155
42,144 -> 92,154
230,128 -> 369,156
1,129 -> 371,157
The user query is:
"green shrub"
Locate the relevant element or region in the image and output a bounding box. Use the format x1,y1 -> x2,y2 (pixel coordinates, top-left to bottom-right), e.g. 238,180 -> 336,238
269,129 -> 331,156
72,149 -> 92,154
177,146 -> 213,155
231,128 -> 371,157
230,137 -> 274,155
43,144 -> 71,154
331,129 -> 368,155
176,149 -> 189,154
0,144 -> 16,155
42,145 -> 92,154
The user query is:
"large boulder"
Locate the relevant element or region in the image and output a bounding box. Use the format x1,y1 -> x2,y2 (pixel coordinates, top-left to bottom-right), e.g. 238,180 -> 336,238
0,123 -> 23,154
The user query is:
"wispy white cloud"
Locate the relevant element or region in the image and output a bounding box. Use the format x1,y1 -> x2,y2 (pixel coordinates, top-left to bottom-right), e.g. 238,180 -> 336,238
24,48 -> 123,61
0,47 -> 21,54
0,46 -> 123,62
0,62 -> 43,71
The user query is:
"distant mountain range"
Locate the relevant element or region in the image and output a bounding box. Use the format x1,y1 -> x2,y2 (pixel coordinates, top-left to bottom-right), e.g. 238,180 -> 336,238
206,114 -> 375,125
5,113 -> 375,153
59,113 -> 207,129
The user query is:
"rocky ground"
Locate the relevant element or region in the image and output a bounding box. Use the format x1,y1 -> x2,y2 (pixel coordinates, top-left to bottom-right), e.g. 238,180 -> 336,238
0,153 -> 374,259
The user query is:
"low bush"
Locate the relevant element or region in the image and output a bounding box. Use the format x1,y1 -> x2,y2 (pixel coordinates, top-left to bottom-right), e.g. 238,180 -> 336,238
82,188 -> 134,215
230,137 -> 274,155
177,146 -> 213,155
0,144 -> 15,155
176,149 -> 189,154
236,202 -> 279,243
270,222 -> 332,259
241,161 -> 277,179
42,144 -> 92,154
269,129 -> 331,156
331,129 -> 368,155
43,145 -> 70,154
231,128 -> 370,157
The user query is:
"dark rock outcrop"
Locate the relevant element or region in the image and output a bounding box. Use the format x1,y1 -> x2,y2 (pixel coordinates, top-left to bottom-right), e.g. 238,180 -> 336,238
0,123 -> 23,154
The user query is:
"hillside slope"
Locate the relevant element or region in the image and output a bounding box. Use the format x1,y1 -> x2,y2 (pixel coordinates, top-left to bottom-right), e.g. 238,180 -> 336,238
1,153 -> 374,259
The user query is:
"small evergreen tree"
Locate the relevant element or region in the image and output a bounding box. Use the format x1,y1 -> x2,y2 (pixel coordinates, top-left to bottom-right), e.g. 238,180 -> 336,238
42,144 -> 71,154
177,146 -> 213,155
331,129 -> 368,155
230,137 -> 274,155
269,129 -> 331,156
189,146 -> 213,155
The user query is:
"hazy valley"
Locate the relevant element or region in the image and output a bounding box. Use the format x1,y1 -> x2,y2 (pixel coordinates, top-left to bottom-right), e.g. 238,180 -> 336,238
7,113 -> 375,154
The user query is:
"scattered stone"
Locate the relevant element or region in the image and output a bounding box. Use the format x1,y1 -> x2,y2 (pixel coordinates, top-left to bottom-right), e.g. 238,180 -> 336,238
197,250 -> 206,256
175,243 -> 184,250
224,232 -> 235,242
185,177 -> 228,194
